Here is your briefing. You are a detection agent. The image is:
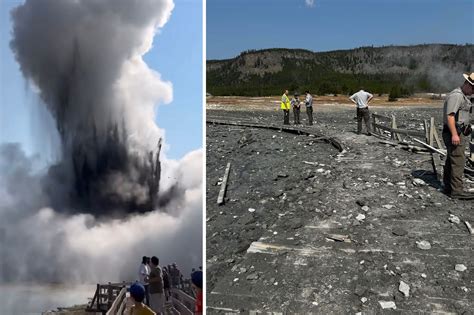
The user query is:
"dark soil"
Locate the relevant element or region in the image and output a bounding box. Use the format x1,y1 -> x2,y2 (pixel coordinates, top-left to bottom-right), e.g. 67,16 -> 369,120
206,105 -> 473,314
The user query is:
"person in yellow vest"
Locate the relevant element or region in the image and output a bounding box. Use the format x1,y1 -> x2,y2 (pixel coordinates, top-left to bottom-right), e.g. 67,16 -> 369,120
281,89 -> 291,125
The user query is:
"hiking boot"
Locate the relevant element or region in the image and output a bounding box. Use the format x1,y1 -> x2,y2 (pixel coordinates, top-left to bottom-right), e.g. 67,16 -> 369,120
449,191 -> 474,200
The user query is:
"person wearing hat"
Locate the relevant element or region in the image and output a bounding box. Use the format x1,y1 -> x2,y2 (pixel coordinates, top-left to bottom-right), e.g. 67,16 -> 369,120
191,270 -> 203,315
442,73 -> 474,199
305,91 -> 314,126
349,89 -> 373,135
281,89 -> 291,125
127,283 -> 156,315
291,93 -> 301,124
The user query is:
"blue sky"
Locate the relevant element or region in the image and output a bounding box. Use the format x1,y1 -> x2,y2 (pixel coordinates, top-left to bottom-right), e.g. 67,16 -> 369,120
207,0 -> 474,59
0,0 -> 202,161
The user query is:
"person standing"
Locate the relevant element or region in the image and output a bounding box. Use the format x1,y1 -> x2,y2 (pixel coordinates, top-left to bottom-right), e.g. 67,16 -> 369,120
162,267 -> 170,301
291,93 -> 301,124
442,73 -> 474,199
281,90 -> 291,125
138,256 -> 150,306
305,91 -> 313,126
349,89 -> 373,135
148,256 -> 165,314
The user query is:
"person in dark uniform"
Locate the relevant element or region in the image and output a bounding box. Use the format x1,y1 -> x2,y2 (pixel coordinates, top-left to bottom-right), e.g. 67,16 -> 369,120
291,93 -> 301,125
442,73 -> 473,199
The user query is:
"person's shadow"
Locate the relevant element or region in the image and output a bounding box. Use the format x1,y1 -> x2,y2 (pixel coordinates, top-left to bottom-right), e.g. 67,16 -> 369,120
411,169 -> 442,190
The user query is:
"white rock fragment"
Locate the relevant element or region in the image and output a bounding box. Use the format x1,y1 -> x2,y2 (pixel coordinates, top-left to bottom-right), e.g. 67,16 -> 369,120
448,215 -> 460,224
361,297 -> 367,303
379,301 -> 397,309
421,273 -> 427,278
248,208 -> 256,213
416,240 -> 431,250
399,281 -> 410,297
382,204 -> 394,209
312,301 -> 318,306
412,178 -> 426,186
361,205 -> 370,212
356,214 -> 366,221
455,264 -> 467,272
465,221 -> 474,234
233,278 -> 239,282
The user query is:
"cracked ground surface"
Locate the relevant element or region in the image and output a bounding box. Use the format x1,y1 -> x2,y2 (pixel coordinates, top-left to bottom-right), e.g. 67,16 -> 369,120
206,103 -> 473,314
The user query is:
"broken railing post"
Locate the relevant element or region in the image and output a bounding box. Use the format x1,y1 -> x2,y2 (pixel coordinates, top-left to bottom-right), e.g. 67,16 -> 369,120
429,117 -> 435,147
217,162 -> 231,205
372,113 -> 377,135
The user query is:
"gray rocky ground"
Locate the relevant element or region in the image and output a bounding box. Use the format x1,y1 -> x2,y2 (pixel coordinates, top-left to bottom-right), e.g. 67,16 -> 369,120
206,104 -> 473,314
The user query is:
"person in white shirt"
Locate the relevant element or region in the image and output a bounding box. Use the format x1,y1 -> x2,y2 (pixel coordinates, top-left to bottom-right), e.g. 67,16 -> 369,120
349,89 -> 373,135
138,256 -> 151,306
305,91 -> 313,126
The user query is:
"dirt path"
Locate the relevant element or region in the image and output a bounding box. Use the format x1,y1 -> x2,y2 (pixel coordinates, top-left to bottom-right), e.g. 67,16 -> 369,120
206,106 -> 473,314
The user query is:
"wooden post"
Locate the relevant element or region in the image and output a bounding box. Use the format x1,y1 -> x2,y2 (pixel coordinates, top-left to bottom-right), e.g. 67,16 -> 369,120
431,153 -> 443,181
217,162 -> 231,205
433,124 -> 444,149
390,115 -> 402,141
429,117 -> 435,147
390,115 -> 395,140
108,282 -> 113,308
372,113 -> 377,135
423,120 -> 430,143
95,284 -> 100,310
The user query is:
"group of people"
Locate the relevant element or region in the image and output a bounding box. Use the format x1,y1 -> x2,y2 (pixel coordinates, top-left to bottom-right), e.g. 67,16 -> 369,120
279,72 -> 474,200
280,88 -> 372,132
280,90 -> 313,125
130,256 -> 203,314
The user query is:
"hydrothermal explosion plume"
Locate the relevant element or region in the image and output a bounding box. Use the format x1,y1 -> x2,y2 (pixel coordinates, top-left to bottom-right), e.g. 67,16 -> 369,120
10,0 -> 175,215
0,0 -> 203,303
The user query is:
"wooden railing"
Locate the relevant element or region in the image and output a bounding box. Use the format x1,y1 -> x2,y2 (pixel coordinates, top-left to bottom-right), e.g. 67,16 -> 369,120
371,112 -> 445,149
87,281 -> 196,315
87,282 -> 130,314
106,287 -> 128,315
170,288 -> 195,315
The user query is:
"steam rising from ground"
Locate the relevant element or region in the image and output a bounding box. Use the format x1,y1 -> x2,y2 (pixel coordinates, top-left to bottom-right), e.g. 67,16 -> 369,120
0,0 -> 202,293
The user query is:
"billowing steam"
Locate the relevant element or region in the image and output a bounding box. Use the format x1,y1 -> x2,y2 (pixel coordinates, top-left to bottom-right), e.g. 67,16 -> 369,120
0,144 -> 202,284
10,0 -> 175,215
0,0 -> 202,308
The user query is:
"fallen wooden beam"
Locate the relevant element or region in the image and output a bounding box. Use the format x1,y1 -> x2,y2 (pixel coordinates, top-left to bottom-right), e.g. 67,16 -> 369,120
412,138 -> 446,156
373,123 -> 426,137
207,119 -> 344,152
217,162 -> 231,205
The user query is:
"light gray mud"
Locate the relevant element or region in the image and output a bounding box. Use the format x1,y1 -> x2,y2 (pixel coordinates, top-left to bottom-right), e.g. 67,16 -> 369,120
206,106 -> 473,314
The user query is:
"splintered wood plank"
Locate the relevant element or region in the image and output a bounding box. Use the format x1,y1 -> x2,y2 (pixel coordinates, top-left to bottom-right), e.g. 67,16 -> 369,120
217,162 -> 231,205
